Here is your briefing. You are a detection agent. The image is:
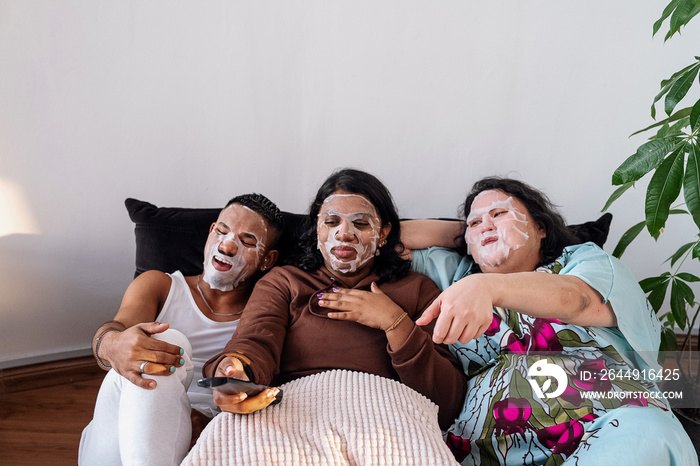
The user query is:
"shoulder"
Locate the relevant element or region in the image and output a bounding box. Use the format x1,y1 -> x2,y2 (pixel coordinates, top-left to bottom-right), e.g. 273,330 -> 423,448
130,270 -> 173,292
546,242 -> 610,271
254,265 -> 320,292
260,265 -> 311,282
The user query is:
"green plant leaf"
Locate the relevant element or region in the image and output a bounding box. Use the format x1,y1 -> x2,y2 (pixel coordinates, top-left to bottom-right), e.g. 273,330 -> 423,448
630,106 -> 693,136
639,273 -> 672,293
675,277 -> 696,303
666,241 -> 696,266
677,272 -> 700,282
690,98 -> 700,132
654,0 -> 684,36
612,137 -> 678,185
670,279 -> 692,328
652,61 -> 700,118
684,144 -> 700,229
612,221 -> 646,258
666,0 -> 698,40
648,278 -> 671,311
660,327 -> 679,352
645,148 -> 685,238
601,182 -> 634,212
665,63 -> 700,116
695,241 -> 700,259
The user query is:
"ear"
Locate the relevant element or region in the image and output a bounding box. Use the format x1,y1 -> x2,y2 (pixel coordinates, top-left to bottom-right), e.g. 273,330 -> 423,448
379,222 -> 391,244
260,249 -> 279,271
536,224 -> 547,240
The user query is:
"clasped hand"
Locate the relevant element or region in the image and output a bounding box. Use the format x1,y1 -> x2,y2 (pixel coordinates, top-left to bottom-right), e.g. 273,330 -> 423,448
415,274 -> 495,345
317,282 -> 405,331
105,322 -> 185,389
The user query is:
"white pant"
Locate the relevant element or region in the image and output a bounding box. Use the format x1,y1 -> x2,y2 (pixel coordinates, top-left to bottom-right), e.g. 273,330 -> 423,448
79,329 -> 195,466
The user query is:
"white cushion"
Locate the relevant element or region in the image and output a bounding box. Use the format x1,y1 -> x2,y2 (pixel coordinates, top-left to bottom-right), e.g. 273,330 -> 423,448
183,369 -> 458,465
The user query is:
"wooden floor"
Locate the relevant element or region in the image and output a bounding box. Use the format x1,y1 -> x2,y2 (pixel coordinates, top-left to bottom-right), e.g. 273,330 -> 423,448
0,374 -> 104,465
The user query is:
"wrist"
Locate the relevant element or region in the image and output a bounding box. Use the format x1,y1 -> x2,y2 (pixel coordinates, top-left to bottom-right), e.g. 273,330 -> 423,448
384,312 -> 408,333
223,353 -> 255,382
93,327 -> 121,370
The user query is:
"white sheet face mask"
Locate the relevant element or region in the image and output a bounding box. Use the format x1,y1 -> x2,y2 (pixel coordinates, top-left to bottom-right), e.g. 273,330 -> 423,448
202,206 -> 267,291
316,194 -> 382,274
465,191 -> 530,268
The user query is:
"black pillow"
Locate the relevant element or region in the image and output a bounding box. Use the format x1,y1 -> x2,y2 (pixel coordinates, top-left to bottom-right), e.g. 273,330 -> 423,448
126,198 -> 611,278
125,198 -> 305,277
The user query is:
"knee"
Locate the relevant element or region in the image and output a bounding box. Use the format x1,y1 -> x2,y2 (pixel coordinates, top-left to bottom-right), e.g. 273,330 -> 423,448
148,328 -> 194,387
151,328 -> 193,359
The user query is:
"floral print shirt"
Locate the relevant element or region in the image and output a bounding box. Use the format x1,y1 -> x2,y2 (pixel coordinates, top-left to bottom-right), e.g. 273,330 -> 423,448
413,243 -> 669,465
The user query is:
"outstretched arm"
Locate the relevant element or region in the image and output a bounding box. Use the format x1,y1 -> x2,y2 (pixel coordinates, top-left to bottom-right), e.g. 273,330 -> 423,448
93,271 -> 186,389
400,219 -> 466,253
417,272 -> 616,345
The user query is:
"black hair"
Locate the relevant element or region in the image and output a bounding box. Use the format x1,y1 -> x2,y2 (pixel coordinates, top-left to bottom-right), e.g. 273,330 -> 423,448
462,177 -> 579,267
226,193 -> 285,247
296,168 -> 411,282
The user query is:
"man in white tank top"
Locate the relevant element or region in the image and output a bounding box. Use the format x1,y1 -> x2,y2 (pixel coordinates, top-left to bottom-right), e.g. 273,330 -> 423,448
79,194 -> 285,466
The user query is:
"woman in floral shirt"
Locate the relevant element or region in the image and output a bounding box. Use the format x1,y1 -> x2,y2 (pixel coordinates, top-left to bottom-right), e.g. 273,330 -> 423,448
406,177 -> 696,466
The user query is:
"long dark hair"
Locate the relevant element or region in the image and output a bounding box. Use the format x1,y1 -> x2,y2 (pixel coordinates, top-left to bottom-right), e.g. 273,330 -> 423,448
296,168 -> 411,282
462,177 -> 578,267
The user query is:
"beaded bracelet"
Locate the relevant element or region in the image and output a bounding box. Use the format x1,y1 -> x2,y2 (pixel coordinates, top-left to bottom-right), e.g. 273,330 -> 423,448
93,327 -> 121,370
384,312 -> 408,333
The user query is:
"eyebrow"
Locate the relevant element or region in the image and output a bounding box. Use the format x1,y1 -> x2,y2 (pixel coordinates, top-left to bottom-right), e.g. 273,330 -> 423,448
319,210 -> 375,218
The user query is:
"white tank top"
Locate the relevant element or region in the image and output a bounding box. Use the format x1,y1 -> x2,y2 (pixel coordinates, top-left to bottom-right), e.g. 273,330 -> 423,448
157,271 -> 239,416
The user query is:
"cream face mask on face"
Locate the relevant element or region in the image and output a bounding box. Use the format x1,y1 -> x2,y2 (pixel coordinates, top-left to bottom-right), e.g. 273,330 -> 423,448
316,194 -> 381,274
202,230 -> 262,292
465,192 -> 530,268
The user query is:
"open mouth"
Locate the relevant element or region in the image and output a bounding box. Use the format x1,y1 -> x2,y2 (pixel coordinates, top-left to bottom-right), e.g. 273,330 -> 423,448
331,246 -> 357,261
212,255 -> 233,271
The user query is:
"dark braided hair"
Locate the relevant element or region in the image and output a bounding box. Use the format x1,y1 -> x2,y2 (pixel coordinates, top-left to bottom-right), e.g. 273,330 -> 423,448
226,193 -> 285,246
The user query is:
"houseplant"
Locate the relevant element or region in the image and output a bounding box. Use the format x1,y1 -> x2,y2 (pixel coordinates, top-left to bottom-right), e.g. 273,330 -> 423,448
603,0 -> 700,441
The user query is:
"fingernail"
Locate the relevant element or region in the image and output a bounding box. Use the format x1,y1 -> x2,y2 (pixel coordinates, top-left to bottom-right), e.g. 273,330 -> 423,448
179,348 -> 184,355
169,366 -> 175,372
318,300 -> 324,305
332,287 -> 339,291
179,359 -> 185,365
317,293 -> 323,298
372,281 -> 376,286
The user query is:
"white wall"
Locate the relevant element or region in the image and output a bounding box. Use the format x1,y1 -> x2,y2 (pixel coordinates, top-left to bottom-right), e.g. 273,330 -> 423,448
1,1 -> 698,367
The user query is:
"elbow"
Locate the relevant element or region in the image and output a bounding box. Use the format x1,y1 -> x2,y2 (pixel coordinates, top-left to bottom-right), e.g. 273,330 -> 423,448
558,281 -> 590,318
559,280 -> 616,327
